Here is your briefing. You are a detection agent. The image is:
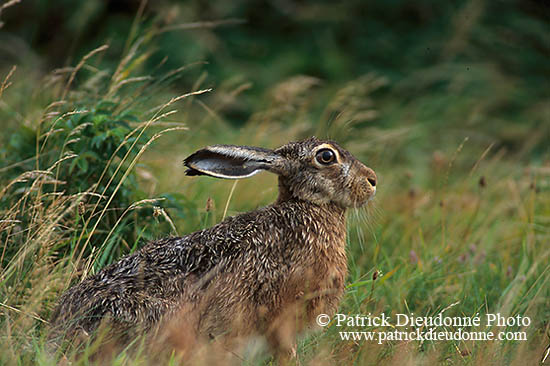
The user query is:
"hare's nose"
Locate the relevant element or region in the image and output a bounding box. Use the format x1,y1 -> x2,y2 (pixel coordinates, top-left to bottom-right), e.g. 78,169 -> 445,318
366,169 -> 377,188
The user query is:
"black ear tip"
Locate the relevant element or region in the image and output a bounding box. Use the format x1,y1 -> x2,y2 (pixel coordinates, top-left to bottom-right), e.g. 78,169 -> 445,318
185,168 -> 203,176
183,152 -> 200,168
183,154 -> 196,166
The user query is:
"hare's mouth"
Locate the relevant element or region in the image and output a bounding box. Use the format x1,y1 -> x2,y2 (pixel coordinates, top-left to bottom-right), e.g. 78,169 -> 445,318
368,186 -> 376,200
368,191 -> 376,202
351,193 -> 375,208
357,187 -> 376,207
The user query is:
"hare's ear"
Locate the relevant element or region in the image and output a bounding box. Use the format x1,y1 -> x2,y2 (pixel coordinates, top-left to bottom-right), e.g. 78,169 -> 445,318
184,145 -> 281,179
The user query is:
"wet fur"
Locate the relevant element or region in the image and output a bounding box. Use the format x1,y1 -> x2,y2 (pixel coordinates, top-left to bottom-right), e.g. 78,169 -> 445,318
49,137 -> 376,359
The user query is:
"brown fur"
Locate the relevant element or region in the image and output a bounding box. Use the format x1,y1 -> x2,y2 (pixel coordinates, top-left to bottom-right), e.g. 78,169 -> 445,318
49,137 -> 377,360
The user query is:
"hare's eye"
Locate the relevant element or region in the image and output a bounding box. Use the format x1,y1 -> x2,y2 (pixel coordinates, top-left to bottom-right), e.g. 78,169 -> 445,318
316,149 -> 336,165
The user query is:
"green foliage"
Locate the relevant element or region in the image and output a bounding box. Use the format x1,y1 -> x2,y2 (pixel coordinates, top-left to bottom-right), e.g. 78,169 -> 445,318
0,1 -> 548,365
6,100 -> 142,192
0,43 -> 196,275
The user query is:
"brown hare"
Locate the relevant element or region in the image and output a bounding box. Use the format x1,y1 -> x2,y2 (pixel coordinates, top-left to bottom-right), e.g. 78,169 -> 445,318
49,136 -> 377,360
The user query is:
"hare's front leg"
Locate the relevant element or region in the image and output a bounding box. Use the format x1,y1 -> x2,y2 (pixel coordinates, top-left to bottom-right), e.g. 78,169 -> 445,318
265,325 -> 298,366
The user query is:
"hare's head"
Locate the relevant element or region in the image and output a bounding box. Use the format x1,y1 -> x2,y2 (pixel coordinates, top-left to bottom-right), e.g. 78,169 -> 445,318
184,137 -> 376,208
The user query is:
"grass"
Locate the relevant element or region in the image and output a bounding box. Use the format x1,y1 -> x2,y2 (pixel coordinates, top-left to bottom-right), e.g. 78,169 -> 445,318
0,11 -> 549,366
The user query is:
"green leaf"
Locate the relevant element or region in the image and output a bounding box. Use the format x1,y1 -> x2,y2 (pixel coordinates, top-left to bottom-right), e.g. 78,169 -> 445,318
92,114 -> 108,127
76,156 -> 89,173
91,134 -> 107,149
